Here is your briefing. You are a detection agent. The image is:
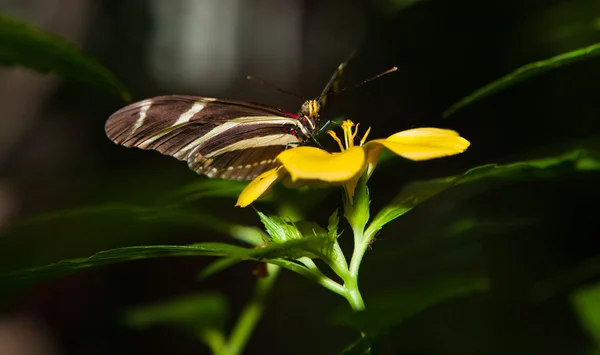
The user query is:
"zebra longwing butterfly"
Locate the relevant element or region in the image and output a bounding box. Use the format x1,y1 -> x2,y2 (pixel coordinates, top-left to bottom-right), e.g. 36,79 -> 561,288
105,55 -> 352,180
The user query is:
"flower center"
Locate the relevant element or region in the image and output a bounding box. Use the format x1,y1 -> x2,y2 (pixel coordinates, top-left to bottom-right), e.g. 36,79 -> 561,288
327,120 -> 371,151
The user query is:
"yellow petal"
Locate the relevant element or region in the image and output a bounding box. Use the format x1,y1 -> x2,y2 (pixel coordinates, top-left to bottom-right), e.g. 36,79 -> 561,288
235,167 -> 286,207
277,146 -> 366,182
367,128 -> 470,161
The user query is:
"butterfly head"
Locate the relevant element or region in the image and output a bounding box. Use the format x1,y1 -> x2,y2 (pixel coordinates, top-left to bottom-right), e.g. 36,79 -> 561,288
298,99 -> 321,132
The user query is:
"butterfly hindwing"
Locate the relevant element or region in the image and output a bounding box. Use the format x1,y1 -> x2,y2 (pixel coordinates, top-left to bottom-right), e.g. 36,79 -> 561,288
105,95 -> 308,180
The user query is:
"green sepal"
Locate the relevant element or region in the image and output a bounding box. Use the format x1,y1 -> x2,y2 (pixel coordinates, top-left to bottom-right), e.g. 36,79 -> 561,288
343,172 -> 371,237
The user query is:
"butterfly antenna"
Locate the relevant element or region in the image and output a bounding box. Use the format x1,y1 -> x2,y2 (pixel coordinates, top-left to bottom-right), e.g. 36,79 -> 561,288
247,76 -> 306,101
341,67 -> 398,93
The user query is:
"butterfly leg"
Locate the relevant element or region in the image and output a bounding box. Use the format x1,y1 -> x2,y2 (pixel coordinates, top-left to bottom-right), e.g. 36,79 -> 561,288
315,119 -> 342,138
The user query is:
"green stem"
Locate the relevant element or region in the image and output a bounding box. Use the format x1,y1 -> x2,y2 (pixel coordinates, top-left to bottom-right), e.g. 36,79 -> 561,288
199,329 -> 228,355
344,278 -> 366,311
341,226 -> 367,311
348,227 -> 368,279
273,258 -> 346,296
226,264 -> 280,355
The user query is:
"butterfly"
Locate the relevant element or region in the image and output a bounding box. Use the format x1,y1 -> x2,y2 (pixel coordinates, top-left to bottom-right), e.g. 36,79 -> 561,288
105,53 -> 354,180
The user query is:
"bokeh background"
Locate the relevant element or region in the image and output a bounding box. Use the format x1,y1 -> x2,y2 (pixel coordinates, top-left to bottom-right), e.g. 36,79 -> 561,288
1,0 -> 600,354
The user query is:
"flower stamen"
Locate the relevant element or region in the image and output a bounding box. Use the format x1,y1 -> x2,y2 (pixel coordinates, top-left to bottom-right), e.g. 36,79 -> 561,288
328,130 -> 345,151
341,120 -> 355,149
359,126 -> 371,146
351,123 -> 360,143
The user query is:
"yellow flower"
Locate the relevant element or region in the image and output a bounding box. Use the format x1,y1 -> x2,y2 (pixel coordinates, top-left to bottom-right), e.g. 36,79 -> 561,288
235,120 -> 470,207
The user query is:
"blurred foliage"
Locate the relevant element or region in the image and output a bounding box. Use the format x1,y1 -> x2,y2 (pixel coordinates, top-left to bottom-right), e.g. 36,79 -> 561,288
443,41 -> 600,117
126,292 -> 229,331
0,14 -> 130,100
572,283 -> 600,353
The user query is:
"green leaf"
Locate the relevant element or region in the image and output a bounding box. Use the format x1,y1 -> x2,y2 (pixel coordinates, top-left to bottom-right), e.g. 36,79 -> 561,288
125,292 -> 228,331
0,15 -> 130,100
367,175 -> 451,237
0,243 -> 247,292
0,237 -> 326,293
331,275 -> 490,334
572,283 -> 600,346
443,41 -> 600,117
255,210 -> 337,262
339,336 -> 372,355
256,210 -> 302,243
368,148 -> 600,235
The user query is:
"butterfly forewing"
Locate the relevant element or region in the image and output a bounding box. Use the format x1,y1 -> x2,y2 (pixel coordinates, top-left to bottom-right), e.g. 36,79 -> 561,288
105,95 -> 308,180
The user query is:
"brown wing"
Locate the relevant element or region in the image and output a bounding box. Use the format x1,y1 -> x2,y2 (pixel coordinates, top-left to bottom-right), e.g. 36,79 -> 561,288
105,95 -> 306,180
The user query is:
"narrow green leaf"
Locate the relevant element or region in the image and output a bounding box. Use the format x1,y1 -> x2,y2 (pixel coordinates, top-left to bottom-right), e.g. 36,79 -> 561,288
368,148 -> 600,235
0,237 -> 325,293
0,243 -> 248,292
331,275 -> 490,334
0,14 -> 130,100
572,283 -> 600,346
443,41 -> 600,117
125,292 -> 228,331
367,176 -> 451,236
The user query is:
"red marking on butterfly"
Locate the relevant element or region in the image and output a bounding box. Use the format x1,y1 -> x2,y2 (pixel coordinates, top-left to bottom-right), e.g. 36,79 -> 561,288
279,109 -> 299,119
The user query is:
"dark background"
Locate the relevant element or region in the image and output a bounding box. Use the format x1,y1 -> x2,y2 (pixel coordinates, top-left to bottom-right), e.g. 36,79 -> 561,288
1,0 -> 600,354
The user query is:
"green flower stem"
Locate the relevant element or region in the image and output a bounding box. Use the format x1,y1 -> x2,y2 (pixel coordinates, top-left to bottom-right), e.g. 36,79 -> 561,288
343,277 -> 366,311
226,264 -> 280,355
349,226 -> 368,279
343,225 -> 368,311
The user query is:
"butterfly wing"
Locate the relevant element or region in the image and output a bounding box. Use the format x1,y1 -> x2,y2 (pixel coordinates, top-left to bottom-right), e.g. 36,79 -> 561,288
105,95 -> 309,180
